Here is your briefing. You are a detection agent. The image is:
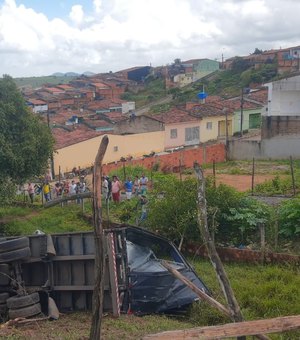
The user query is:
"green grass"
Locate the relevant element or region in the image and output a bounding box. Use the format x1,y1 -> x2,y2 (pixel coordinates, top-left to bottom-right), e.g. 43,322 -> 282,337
121,78 -> 167,108
0,204 -> 92,236
0,206 -> 32,219
13,75 -> 75,89
189,258 -> 300,339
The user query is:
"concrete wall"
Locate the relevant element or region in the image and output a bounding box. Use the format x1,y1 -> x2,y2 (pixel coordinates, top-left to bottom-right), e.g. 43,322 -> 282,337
266,75 -> 300,116
262,115 -> 300,138
114,116 -> 164,135
228,135 -> 300,160
54,131 -> 165,173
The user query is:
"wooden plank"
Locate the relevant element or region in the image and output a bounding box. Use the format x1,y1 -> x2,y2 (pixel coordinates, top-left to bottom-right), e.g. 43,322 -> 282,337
161,261 -> 231,317
43,192 -> 92,208
106,232 -> 121,317
143,315 -> 300,339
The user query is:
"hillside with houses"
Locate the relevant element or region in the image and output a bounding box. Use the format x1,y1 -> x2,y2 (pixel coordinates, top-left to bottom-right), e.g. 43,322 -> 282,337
20,44 -> 300,174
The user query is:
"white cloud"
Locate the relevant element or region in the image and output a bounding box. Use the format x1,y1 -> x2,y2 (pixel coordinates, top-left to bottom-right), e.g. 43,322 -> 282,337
0,0 -> 300,77
69,4 -> 84,25
93,0 -> 102,14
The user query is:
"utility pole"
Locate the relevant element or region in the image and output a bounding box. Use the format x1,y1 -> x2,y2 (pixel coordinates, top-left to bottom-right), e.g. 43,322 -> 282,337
47,111 -> 55,179
225,108 -> 229,161
240,88 -> 244,137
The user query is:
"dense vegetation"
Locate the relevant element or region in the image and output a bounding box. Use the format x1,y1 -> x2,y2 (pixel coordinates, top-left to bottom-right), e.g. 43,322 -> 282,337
121,77 -> 167,108
99,164 -> 300,253
0,75 -> 54,203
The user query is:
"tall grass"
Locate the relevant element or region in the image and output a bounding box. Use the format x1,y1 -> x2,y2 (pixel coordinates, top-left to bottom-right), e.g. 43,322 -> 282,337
0,204 -> 92,236
190,258 -> 300,339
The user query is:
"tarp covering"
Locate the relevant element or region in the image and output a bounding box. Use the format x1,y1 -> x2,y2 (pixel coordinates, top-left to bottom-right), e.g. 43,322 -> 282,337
125,227 -> 210,314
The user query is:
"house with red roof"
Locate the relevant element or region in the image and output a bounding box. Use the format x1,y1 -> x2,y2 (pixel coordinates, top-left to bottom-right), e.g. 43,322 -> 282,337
26,98 -> 48,113
115,104 -> 232,150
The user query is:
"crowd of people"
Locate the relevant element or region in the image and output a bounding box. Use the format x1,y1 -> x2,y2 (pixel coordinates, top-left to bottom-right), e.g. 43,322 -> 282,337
102,173 -> 149,223
24,175 -> 88,203
102,173 -> 149,203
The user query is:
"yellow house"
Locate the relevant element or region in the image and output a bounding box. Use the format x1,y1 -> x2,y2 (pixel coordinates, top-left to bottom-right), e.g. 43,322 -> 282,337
53,105 -> 232,174
152,106 -> 232,150
54,131 -> 165,174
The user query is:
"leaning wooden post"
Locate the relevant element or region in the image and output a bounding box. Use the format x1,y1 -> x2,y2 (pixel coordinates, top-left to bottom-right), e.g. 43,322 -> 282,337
251,157 -> 255,195
89,135 -> 109,340
290,156 -> 296,196
212,160 -> 216,188
193,162 -> 270,340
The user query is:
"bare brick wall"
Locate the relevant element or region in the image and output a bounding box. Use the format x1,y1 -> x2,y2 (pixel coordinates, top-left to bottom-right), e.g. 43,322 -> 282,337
185,243 -> 300,265
102,143 -> 226,175
262,116 -> 300,139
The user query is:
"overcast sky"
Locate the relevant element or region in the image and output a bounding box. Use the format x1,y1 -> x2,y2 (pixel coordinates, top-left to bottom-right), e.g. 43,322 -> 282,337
1,0 -> 300,77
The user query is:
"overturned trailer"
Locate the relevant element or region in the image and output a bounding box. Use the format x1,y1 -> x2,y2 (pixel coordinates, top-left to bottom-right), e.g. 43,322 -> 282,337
0,226 -> 209,317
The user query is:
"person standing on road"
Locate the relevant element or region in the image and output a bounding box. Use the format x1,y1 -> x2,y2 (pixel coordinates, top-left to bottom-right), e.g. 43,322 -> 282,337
111,176 -> 121,203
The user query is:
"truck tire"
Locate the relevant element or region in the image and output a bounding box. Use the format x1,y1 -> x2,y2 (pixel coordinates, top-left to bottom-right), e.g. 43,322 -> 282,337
0,247 -> 31,263
9,302 -> 41,319
7,293 -> 40,309
0,303 -> 7,314
0,237 -> 29,253
0,264 -> 11,286
0,292 -> 9,303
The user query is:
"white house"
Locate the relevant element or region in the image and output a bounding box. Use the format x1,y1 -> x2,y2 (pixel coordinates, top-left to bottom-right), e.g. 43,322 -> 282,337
26,99 -> 48,113
265,74 -> 300,116
122,101 -> 135,114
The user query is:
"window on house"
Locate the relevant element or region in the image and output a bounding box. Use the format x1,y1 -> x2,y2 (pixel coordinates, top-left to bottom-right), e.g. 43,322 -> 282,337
113,146 -> 118,152
170,128 -> 177,139
185,127 -> 199,143
206,122 -> 213,130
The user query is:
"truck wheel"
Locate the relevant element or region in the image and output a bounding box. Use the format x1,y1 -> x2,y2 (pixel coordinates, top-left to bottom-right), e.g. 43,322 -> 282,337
0,303 -> 7,314
0,237 -> 29,253
0,292 -> 9,303
7,292 -> 40,309
9,303 -> 41,319
0,247 -> 31,263
0,264 -> 11,286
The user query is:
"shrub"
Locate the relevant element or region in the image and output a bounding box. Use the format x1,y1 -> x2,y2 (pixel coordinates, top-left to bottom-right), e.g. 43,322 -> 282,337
278,199 -> 300,239
225,197 -> 272,245
254,175 -> 291,195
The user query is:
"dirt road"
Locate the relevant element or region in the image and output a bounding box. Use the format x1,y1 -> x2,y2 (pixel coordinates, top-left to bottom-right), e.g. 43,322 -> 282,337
214,174 -> 275,192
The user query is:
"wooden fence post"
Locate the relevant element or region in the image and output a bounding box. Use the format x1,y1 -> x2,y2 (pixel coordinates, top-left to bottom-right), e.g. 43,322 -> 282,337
213,160 -> 216,188
89,135 -> 109,340
290,156 -> 296,196
251,157 -> 255,195
193,162 -> 269,340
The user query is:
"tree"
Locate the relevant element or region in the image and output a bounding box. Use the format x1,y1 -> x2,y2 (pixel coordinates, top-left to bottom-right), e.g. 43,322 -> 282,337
0,75 -> 54,199
146,176 -> 199,250
253,48 -> 263,55
231,57 -> 251,73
